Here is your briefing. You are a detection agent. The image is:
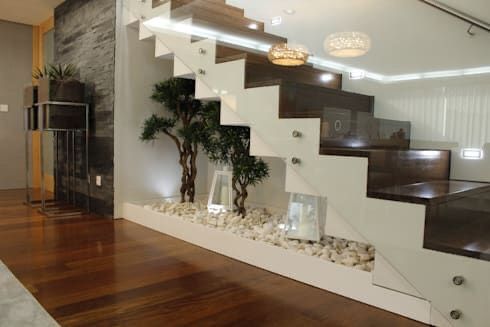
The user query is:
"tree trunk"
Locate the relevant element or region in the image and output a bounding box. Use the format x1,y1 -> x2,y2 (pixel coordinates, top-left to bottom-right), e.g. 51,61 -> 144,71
179,151 -> 188,203
232,176 -> 241,214
186,143 -> 198,203
237,183 -> 248,217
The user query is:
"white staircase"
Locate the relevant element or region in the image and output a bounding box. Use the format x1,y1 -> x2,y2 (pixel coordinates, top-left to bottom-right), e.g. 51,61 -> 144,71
121,1 -> 490,326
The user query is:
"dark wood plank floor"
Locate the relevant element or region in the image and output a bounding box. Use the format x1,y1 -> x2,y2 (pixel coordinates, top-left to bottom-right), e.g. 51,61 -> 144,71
0,189 -> 427,327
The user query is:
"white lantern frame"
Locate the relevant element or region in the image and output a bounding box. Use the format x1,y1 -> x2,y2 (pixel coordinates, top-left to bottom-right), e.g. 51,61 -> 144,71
285,193 -> 327,242
207,167 -> 233,212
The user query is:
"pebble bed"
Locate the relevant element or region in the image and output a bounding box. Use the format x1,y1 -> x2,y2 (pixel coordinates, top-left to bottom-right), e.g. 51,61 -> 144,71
143,201 -> 375,272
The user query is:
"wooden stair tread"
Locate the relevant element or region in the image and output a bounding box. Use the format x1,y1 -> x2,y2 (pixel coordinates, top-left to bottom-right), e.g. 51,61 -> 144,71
368,180 -> 490,204
172,6 -> 264,33
171,0 -> 243,18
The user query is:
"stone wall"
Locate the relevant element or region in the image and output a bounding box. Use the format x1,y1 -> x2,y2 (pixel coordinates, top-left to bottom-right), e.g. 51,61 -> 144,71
54,0 -> 116,216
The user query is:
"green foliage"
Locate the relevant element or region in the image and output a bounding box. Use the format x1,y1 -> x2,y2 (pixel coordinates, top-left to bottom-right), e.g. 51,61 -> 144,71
140,78 -> 206,203
201,102 -> 270,216
32,66 -> 50,80
32,64 -> 78,81
140,115 -> 176,142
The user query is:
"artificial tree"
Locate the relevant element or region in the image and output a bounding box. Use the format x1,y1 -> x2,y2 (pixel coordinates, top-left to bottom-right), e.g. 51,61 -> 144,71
140,78 -> 205,203
202,102 -> 269,216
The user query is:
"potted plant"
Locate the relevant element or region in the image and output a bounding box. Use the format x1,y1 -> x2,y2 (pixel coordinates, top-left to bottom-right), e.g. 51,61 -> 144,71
23,66 -> 45,107
201,102 -> 270,217
37,64 -> 84,103
140,78 -> 206,203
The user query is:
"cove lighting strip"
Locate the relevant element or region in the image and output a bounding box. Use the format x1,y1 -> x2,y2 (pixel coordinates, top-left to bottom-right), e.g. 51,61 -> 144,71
144,17 -> 490,83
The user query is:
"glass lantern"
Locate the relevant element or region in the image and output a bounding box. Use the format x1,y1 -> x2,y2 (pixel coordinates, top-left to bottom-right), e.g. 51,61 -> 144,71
285,193 -> 327,242
208,167 -> 233,213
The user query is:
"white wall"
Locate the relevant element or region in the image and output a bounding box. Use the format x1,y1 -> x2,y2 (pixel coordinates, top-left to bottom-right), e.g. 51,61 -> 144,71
0,20 -> 32,190
114,7 -> 209,217
344,74 -> 490,182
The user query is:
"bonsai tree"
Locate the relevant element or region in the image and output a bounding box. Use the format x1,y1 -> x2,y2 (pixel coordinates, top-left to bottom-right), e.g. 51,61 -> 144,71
202,102 -> 269,216
140,78 -> 205,203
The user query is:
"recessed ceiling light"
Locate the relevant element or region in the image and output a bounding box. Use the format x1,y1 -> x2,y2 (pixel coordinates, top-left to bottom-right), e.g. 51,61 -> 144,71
284,9 -> 296,15
271,16 -> 282,26
248,22 -> 259,30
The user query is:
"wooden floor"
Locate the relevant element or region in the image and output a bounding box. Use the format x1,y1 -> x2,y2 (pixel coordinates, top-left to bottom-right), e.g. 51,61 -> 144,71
0,189 -> 427,327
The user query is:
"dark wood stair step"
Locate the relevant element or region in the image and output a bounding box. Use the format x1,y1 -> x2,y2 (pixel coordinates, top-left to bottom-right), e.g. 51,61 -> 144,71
155,1 -> 286,49
168,0 -> 267,34
216,46 -> 342,90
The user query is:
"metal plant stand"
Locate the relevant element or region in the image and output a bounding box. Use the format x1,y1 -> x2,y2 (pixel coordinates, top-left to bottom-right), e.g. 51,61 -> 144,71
25,101 -> 90,218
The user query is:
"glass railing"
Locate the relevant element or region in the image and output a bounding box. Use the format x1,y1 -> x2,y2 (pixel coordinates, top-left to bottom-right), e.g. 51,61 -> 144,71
125,1 -> 490,325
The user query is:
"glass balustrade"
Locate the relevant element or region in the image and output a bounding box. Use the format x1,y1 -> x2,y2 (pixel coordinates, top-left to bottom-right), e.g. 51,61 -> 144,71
126,1 -> 490,325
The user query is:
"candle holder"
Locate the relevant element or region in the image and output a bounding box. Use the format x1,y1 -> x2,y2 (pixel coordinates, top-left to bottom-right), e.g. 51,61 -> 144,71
208,167 -> 233,213
285,193 -> 327,242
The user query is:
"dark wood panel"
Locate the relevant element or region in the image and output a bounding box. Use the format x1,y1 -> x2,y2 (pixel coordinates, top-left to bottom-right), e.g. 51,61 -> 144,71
368,180 -> 489,205
0,189 -> 427,326
171,1 -> 262,31
367,149 -> 450,191
278,80 -> 373,117
320,109 -> 410,149
320,148 -> 451,193
424,184 -> 490,261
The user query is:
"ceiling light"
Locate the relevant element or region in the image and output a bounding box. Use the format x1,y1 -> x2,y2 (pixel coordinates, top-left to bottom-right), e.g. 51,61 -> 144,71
271,16 -> 282,26
268,43 -> 309,67
144,17 -> 490,83
320,73 -> 334,82
325,32 -> 371,58
284,9 -> 296,15
248,22 -> 259,30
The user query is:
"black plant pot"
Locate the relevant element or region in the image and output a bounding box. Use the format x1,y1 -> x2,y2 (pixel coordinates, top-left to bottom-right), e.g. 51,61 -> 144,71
23,85 -> 38,107
38,78 -> 85,103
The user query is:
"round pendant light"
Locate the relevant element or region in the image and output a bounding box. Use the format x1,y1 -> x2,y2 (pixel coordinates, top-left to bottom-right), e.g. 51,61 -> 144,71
324,32 -> 371,58
268,43 -> 309,67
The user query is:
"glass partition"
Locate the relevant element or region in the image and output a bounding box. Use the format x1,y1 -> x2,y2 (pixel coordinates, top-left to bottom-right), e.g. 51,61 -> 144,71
128,1 -> 490,325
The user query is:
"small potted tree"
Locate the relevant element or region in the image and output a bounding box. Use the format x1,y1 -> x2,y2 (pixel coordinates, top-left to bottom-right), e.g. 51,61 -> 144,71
202,102 -> 269,217
140,78 -> 206,203
37,64 -> 84,103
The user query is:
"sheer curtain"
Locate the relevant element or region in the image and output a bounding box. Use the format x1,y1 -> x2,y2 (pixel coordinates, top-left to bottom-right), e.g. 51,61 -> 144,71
378,82 -> 490,148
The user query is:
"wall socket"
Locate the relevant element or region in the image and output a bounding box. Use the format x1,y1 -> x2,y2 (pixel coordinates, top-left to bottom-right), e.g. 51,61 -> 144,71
96,175 -> 102,187
0,104 -> 8,113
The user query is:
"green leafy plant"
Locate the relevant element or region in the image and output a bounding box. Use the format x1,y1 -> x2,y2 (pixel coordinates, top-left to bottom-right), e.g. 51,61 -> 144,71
32,64 -> 78,81
32,66 -> 50,80
202,102 -> 269,216
140,78 -> 206,203
49,63 -> 78,80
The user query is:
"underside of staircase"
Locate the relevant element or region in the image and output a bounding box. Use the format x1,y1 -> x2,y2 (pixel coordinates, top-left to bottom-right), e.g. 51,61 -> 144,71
121,0 -> 490,326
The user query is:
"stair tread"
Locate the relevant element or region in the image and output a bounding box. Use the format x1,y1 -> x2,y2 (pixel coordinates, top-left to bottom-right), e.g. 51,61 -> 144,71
172,6 -> 265,33
368,180 -> 490,204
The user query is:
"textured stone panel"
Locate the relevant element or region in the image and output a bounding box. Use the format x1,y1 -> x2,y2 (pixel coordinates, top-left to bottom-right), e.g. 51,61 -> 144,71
54,0 -> 116,217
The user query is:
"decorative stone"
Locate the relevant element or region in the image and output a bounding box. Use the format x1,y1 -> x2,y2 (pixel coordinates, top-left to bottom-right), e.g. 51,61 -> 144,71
143,200 -> 376,272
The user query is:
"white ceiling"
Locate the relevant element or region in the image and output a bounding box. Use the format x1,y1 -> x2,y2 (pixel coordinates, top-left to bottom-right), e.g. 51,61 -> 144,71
0,0 -> 64,25
228,0 -> 490,76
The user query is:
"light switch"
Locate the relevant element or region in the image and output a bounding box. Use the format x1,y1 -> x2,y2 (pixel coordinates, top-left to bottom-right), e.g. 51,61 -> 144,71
96,175 -> 102,187
0,104 -> 8,112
